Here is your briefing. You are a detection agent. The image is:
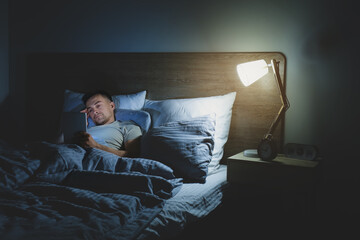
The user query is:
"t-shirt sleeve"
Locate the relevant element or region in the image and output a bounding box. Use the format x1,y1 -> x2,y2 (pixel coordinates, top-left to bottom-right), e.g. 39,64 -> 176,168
124,124 -> 142,142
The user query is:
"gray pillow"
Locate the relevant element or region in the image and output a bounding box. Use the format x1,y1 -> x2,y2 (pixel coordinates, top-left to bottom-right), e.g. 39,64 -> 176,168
140,115 -> 216,183
144,92 -> 236,173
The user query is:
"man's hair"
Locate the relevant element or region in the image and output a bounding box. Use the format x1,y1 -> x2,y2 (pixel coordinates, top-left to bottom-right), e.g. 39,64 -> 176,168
82,90 -> 113,105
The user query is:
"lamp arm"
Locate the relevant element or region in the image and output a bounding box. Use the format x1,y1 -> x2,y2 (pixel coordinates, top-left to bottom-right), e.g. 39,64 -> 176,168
265,59 -> 290,138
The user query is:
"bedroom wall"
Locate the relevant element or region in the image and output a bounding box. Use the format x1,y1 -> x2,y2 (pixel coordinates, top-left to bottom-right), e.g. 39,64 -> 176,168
7,0 -> 360,215
0,0 -> 9,103
0,0 -> 10,142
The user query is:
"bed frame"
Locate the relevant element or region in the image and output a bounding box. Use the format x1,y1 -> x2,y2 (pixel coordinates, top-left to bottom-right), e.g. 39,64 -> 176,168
26,52 -> 286,161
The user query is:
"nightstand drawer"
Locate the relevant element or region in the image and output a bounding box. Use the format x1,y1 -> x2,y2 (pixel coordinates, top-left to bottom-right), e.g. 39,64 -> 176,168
227,152 -> 319,190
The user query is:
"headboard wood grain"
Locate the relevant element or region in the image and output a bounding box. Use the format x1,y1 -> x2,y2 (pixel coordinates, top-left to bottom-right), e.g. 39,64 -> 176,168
26,52 -> 286,162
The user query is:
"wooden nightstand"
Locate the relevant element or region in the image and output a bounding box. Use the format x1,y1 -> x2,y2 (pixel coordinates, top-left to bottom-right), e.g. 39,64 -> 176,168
227,152 -> 319,190
218,152 -> 321,236
226,151 -> 321,217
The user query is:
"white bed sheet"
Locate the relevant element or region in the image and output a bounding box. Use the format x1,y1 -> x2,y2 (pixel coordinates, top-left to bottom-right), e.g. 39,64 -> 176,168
137,164 -> 228,239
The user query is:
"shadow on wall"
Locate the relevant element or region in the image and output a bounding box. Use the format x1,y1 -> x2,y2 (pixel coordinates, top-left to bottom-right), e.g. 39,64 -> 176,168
300,18 -> 360,218
303,24 -> 346,60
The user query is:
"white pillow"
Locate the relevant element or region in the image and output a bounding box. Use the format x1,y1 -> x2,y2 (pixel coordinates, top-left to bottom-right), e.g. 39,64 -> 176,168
144,92 -> 236,172
63,89 -> 147,112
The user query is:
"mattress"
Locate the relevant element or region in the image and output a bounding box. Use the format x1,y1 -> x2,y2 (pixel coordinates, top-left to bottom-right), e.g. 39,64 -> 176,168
137,164 -> 228,239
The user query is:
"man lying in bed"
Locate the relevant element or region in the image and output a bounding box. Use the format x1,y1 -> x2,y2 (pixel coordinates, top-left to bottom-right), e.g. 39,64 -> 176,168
74,90 -> 142,157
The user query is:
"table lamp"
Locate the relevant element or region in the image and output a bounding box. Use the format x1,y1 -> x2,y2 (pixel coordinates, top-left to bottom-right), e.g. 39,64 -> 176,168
237,59 -> 290,161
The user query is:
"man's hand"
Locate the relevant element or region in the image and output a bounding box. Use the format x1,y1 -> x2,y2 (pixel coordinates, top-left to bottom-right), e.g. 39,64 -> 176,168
73,131 -> 99,149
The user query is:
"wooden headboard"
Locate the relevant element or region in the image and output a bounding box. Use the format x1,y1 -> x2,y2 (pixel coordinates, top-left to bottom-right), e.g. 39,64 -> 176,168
26,52 -> 286,161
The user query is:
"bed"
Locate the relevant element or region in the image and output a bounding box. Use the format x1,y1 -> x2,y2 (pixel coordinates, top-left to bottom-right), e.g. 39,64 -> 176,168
1,52 -> 286,239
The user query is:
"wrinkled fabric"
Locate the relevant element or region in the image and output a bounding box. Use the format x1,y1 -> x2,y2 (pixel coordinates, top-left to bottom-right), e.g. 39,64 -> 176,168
0,141 -> 182,240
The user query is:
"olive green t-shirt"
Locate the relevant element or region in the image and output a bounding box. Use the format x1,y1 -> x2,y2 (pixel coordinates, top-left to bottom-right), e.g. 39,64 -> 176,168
88,121 -> 142,150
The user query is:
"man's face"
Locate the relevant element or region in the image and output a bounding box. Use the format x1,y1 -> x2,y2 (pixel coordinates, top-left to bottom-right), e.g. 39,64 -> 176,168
85,94 -> 115,125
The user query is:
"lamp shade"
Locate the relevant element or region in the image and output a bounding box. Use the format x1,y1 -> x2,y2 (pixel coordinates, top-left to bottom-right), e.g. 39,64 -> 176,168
236,59 -> 269,87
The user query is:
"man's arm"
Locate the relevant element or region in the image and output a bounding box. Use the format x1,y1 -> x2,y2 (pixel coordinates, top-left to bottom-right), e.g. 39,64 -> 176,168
96,137 -> 141,158
74,132 -> 141,158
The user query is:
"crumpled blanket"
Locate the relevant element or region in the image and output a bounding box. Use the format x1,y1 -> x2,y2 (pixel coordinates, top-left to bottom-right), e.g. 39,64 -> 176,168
0,140 -> 182,240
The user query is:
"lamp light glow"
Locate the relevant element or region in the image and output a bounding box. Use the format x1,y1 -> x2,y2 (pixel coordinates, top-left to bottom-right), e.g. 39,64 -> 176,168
237,59 -> 269,86
236,58 -> 290,161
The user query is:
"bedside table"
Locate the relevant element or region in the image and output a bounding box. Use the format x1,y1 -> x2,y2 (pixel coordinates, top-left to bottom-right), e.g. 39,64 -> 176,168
225,151 -> 321,224
227,151 -> 319,190
222,152 -> 321,234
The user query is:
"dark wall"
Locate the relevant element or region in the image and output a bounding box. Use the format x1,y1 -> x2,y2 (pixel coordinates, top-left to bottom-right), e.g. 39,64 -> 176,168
0,0 -> 10,143
0,0 -> 9,102
4,0 -> 360,216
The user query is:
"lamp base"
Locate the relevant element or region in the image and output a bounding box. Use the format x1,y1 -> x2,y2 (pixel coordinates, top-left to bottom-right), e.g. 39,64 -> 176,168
243,149 -> 259,158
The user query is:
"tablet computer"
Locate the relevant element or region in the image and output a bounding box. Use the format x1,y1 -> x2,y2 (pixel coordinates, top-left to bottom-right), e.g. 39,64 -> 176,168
62,112 -> 87,143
